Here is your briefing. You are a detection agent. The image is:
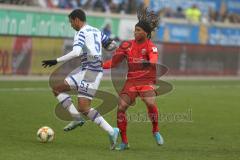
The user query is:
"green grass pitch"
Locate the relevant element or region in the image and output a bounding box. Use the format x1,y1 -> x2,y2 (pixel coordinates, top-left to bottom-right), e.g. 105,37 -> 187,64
0,80 -> 240,160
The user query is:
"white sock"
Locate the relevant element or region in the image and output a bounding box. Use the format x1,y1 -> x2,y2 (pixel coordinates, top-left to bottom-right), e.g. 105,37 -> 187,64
67,104 -> 84,121
87,108 -> 114,135
56,93 -> 84,121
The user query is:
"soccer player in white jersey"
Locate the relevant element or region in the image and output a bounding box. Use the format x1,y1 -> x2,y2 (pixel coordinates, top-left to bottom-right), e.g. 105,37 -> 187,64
42,9 -> 119,150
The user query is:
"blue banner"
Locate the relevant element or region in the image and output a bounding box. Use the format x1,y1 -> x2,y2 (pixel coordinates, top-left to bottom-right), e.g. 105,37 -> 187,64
226,0 -> 240,14
208,26 -> 240,46
157,22 -> 240,46
157,23 -> 200,44
148,0 -> 240,14
148,0 -> 219,13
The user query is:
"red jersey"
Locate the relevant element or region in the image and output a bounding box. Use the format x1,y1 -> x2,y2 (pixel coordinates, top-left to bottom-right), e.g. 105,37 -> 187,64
103,39 -> 158,83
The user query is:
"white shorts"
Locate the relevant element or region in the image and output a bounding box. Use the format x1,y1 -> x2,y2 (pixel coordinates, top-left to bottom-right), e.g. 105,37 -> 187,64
65,69 -> 103,100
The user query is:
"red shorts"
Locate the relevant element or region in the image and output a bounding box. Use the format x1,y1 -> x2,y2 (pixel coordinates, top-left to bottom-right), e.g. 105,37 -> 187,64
120,80 -> 156,103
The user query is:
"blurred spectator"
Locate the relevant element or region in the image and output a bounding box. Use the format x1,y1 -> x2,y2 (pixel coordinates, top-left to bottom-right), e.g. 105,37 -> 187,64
217,2 -> 228,23
136,0 -> 144,9
69,0 -> 78,9
36,0 -> 47,7
163,7 -> 173,18
0,0 -> 239,24
173,7 -> 185,19
92,0 -> 111,12
125,0 -> 137,14
208,7 -> 217,23
46,0 -> 59,8
185,4 -> 202,23
0,0 -> 33,5
79,0 -> 92,10
110,0 -> 125,13
58,0 -> 71,9
228,13 -> 240,24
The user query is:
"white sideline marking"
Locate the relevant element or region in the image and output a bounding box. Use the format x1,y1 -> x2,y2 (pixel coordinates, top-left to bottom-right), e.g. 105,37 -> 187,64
0,88 -> 50,92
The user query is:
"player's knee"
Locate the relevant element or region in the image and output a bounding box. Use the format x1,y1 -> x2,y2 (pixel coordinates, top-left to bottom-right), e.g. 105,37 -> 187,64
52,87 -> 60,96
78,99 -> 91,114
118,106 -> 126,112
52,85 -> 64,96
78,107 -> 87,114
118,101 -> 128,112
52,83 -> 70,96
146,101 -> 155,107
77,104 -> 90,114
118,96 -> 131,109
143,98 -> 155,107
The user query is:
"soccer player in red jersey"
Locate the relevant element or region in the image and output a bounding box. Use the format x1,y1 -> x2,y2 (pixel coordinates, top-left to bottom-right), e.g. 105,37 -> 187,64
103,8 -> 164,150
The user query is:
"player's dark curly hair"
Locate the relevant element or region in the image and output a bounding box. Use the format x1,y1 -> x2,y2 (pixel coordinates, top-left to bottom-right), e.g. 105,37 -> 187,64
68,9 -> 86,22
135,7 -> 160,38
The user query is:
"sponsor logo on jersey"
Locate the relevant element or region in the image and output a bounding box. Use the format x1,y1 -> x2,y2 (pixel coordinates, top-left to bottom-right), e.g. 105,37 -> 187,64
141,49 -> 147,55
152,47 -> 158,53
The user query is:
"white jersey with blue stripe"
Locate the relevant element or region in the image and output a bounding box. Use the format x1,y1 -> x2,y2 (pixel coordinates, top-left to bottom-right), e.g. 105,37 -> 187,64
73,25 -> 109,72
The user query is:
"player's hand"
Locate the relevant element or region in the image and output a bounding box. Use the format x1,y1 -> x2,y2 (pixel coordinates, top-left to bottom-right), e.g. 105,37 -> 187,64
42,60 -> 57,68
103,39 -> 117,51
142,60 -> 150,68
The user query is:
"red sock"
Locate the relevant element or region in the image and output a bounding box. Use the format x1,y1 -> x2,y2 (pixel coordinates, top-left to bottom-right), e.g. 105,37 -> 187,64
117,111 -> 128,144
147,104 -> 159,134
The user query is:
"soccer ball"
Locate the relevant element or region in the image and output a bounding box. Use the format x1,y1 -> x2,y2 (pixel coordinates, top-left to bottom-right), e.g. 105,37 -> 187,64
37,126 -> 54,143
